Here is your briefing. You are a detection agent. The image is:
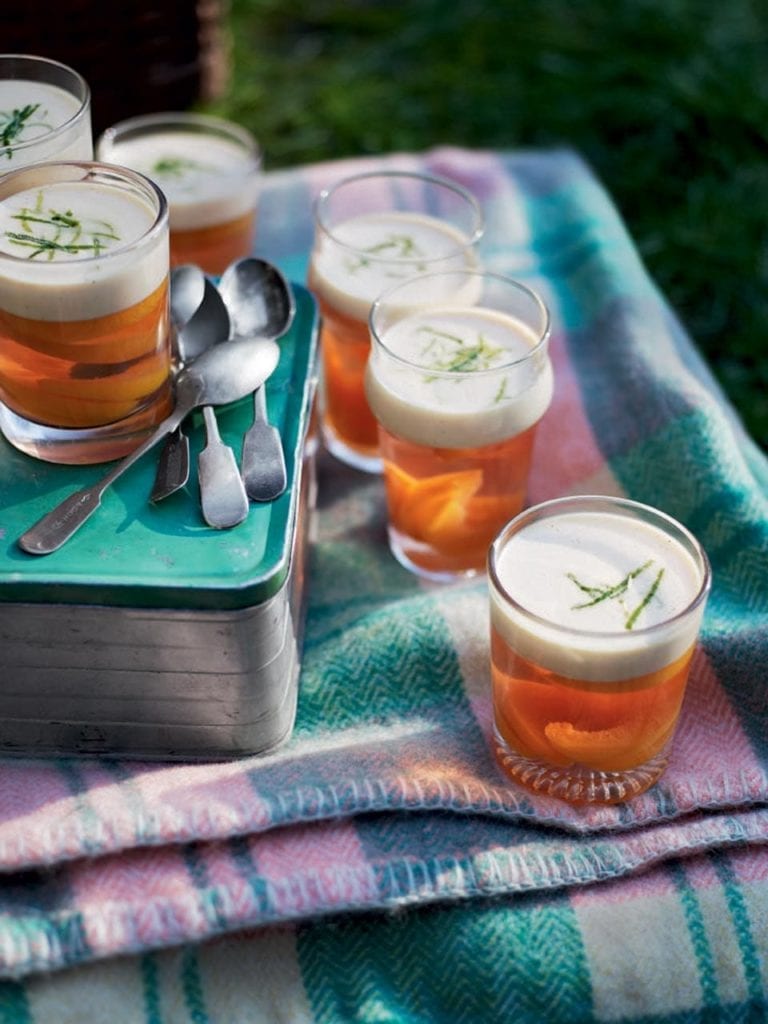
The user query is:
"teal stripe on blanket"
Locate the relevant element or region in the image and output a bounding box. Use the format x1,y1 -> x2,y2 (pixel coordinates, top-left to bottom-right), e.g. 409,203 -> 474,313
296,593 -> 470,736
254,176 -> 315,267
180,947 -> 209,1024
607,411 -> 768,591
0,981 -> 30,1023
668,860 -> 722,1015
710,852 -> 766,1008
140,953 -> 162,1024
298,892 -> 592,1024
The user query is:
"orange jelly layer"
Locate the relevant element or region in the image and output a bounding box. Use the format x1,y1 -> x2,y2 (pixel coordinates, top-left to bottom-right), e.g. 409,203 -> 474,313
491,629 -> 695,772
0,279 -> 172,429
381,425 -> 537,573
312,295 -> 379,454
170,211 -> 255,276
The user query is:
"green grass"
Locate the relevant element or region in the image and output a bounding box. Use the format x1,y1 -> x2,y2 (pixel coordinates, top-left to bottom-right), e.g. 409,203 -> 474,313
202,0 -> 768,450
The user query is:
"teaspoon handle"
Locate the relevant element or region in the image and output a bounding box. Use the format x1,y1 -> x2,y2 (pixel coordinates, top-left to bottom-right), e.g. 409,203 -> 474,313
197,406 -> 250,529
17,487 -> 109,557
17,403 -> 189,556
149,424 -> 191,503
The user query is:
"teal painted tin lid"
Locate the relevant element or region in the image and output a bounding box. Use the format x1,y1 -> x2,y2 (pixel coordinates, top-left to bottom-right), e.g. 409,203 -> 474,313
0,284 -> 319,611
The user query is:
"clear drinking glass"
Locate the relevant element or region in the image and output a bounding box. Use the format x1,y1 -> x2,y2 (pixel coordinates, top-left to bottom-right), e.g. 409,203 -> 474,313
0,54 -> 92,168
366,270 -> 553,580
0,161 -> 173,464
489,496 -> 712,804
96,111 -> 261,275
308,170 -> 484,473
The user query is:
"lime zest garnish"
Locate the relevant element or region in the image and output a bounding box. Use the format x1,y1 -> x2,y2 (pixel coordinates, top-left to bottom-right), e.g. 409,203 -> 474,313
567,558 -> 665,630
0,103 -> 49,159
625,567 -> 665,630
151,156 -> 209,178
5,232 -> 108,258
346,232 -> 428,274
567,559 -> 653,607
4,190 -> 120,260
417,325 -> 505,381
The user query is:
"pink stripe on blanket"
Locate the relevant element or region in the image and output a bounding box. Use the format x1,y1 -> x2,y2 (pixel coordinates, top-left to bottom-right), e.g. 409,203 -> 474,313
570,860 -> 678,906
254,818 -> 372,882
0,761 -> 73,830
425,147 -> 504,205
528,331 -> 613,503
0,762 -> 90,866
665,649 -> 765,792
128,761 -> 273,838
728,845 -> 768,884
303,153 -> 424,204
0,759 -> 274,871
250,819 -> 379,913
665,844 -> 768,890
73,845 -> 206,954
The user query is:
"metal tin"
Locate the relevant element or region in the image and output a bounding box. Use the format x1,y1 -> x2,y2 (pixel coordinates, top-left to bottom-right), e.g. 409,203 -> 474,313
0,284 -> 319,760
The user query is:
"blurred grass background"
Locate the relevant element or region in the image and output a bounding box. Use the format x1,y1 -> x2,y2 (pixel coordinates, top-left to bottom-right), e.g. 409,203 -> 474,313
201,0 -> 768,450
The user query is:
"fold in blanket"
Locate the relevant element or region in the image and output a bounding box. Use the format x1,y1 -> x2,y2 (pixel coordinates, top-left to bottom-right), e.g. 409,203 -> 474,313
0,147 -> 765,988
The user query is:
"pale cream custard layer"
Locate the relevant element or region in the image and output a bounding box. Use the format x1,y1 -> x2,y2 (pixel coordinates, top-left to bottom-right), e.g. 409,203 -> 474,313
491,510 -> 706,681
0,182 -> 166,320
99,131 -> 259,230
366,306 -> 553,448
310,211 -> 479,322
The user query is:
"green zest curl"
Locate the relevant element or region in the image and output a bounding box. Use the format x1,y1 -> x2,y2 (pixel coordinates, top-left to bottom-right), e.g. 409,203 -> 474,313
0,104 -> 47,159
417,325 -> 510,399
567,559 -> 666,630
346,233 -> 428,274
151,156 -> 208,179
5,191 -> 120,260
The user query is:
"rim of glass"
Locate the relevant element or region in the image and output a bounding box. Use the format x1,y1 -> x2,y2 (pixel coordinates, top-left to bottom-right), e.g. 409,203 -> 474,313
0,53 -> 91,156
314,169 -> 485,257
96,110 -> 262,167
488,494 -> 712,641
0,161 -> 168,266
369,270 -> 551,377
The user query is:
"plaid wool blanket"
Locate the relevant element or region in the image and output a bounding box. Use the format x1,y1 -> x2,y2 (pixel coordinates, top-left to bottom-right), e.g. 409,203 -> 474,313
0,147 -> 766,1022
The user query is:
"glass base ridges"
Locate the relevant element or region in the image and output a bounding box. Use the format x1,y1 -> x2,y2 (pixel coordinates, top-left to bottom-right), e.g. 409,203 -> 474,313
493,732 -> 669,805
0,398 -> 169,465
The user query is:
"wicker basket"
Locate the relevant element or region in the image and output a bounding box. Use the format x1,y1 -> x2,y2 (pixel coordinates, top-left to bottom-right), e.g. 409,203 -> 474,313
4,0 -> 229,136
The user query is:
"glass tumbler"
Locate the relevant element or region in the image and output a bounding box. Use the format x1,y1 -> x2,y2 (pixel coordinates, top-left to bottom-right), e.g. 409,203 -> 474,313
367,270 -> 553,580
0,161 -> 172,464
489,495 -> 712,804
0,53 -> 92,168
97,111 -> 261,275
308,169 -> 484,473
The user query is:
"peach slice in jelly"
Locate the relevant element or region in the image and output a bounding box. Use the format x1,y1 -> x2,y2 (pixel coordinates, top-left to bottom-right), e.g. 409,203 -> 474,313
544,715 -> 674,772
385,463 -> 483,553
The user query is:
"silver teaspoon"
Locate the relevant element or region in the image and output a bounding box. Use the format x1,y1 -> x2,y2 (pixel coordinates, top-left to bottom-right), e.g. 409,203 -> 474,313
218,258 -> 296,502
149,264 -> 208,501
17,337 -> 281,555
151,269 -> 232,503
